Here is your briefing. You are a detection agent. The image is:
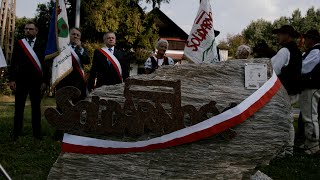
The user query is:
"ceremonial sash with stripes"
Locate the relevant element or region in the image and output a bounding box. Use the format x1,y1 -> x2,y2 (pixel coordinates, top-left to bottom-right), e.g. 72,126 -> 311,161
70,47 -> 85,81
18,39 -> 42,76
98,48 -> 123,81
70,47 -> 89,96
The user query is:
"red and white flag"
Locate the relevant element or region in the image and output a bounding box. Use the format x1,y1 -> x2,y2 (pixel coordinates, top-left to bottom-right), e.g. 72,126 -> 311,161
184,0 -> 219,63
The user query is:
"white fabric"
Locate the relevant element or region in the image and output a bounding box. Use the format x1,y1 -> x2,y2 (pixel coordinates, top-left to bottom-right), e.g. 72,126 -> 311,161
62,71 -> 279,149
21,39 -> 42,73
0,46 -> 7,68
184,0 -> 219,63
27,37 -> 36,48
144,56 -> 174,69
51,0 -> 72,87
302,43 -> 320,74
108,46 -> 115,54
271,48 -> 290,75
70,46 -> 84,75
299,89 -> 320,149
101,47 -> 122,78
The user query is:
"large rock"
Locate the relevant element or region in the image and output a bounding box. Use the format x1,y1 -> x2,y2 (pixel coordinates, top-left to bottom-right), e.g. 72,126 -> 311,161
48,59 -> 291,179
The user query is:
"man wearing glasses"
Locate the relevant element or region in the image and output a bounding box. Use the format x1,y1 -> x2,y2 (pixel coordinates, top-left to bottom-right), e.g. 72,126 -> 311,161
9,21 -> 46,140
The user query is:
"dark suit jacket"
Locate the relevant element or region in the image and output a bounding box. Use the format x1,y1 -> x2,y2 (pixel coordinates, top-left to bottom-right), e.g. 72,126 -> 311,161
9,38 -> 45,85
55,47 -> 90,98
88,48 -> 129,90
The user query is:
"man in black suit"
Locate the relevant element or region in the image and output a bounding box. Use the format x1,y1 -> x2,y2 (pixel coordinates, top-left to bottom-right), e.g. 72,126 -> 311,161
55,27 -> 90,101
88,32 -> 129,91
9,21 -> 46,140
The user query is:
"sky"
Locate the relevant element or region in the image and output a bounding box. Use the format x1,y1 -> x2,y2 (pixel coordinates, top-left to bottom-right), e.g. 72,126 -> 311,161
16,0 -> 320,42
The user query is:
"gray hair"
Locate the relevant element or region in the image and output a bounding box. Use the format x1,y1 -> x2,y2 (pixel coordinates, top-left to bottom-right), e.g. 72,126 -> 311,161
156,39 -> 169,49
103,32 -> 116,41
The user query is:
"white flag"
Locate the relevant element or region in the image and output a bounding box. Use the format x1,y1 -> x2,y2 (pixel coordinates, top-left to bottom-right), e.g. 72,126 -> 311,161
45,0 -> 72,88
184,0 -> 219,64
0,47 -> 7,68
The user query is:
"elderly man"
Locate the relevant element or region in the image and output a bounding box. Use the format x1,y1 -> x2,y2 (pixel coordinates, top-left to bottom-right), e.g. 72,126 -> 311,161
271,25 -> 302,156
144,39 -> 175,74
299,29 -> 320,154
88,32 -> 129,90
55,27 -> 90,101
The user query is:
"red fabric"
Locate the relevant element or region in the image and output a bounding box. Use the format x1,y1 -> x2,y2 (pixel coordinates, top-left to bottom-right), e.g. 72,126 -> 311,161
98,49 -> 122,81
18,40 -> 42,77
62,78 -> 281,154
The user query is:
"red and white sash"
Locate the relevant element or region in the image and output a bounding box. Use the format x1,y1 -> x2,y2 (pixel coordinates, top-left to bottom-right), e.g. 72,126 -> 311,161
70,47 -> 89,96
18,39 -> 42,76
70,47 -> 85,80
98,47 -> 123,81
61,71 -> 282,154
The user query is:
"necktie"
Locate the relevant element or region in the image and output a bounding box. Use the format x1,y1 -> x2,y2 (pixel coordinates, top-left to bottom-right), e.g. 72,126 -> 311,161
107,48 -> 113,65
28,40 -> 34,48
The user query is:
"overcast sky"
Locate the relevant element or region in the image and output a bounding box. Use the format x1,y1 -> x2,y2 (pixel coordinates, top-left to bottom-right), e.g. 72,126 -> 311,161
16,0 -> 320,42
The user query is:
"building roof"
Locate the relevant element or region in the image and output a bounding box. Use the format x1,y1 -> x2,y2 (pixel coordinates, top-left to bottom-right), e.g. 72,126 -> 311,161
149,8 -> 188,40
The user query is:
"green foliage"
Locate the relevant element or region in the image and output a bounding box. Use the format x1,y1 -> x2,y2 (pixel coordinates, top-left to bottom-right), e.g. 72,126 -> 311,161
34,1 -> 55,44
220,34 -> 247,58
14,17 -> 33,41
242,7 -> 320,53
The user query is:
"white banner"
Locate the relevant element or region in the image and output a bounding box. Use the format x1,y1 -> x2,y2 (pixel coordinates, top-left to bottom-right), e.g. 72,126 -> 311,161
51,0 -> 72,87
0,47 -> 7,68
184,0 -> 219,64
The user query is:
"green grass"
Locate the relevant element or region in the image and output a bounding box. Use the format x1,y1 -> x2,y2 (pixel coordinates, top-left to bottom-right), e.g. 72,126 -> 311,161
0,96 -> 60,180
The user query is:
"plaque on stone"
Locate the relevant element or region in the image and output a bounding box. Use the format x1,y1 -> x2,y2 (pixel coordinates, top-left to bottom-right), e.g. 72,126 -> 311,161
245,63 -> 268,90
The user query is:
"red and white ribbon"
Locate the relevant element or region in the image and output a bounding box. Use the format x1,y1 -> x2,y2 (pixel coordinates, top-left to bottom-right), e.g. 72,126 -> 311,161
70,47 -> 85,80
62,71 -> 281,154
98,47 -> 123,81
19,39 -> 42,76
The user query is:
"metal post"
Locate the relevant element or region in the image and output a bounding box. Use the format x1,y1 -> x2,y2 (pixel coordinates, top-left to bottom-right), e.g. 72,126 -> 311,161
75,0 -> 80,28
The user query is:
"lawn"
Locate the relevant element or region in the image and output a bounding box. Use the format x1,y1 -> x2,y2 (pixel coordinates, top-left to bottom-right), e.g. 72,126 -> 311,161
0,95 -> 320,179
0,96 -> 60,180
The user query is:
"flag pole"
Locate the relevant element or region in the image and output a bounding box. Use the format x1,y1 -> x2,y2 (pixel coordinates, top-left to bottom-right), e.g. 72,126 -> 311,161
75,0 -> 80,28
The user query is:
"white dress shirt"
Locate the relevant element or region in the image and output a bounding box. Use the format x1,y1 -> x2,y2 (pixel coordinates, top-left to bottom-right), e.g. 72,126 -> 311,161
27,37 -> 36,49
271,48 -> 290,75
302,43 -> 320,74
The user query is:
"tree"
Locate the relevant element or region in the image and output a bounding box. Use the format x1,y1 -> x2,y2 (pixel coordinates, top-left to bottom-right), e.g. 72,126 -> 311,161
34,1 -> 55,44
80,0 -> 158,52
218,34 -> 246,58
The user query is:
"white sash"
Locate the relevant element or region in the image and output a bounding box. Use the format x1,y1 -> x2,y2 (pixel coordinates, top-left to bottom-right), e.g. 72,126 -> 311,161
20,39 -> 42,74
100,47 -> 123,81
70,46 -> 85,78
70,46 -> 89,96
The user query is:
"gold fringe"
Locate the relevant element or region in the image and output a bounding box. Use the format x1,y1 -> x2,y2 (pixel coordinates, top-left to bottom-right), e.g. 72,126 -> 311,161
51,66 -> 73,89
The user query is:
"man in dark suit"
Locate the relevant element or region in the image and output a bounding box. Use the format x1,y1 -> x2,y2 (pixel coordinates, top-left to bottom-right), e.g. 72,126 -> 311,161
55,27 -> 90,101
9,21 -> 46,140
88,32 -> 129,91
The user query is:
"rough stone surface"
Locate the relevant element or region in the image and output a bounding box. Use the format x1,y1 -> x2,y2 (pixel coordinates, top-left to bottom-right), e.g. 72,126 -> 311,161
48,59 -> 291,180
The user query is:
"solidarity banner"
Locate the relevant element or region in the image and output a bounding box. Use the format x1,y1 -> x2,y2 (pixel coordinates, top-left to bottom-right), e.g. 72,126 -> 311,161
184,0 -> 219,63
0,47 -> 6,68
61,71 -> 281,154
45,0 -> 72,88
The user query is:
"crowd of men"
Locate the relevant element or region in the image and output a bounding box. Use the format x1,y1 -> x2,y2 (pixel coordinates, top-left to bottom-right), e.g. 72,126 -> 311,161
7,21 -> 320,156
